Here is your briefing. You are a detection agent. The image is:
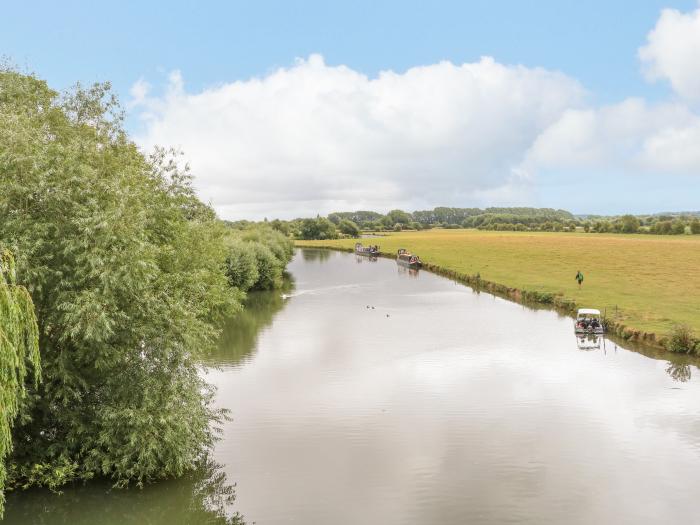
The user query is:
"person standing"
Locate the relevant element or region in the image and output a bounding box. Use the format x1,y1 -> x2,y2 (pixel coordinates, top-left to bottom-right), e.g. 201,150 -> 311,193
575,270 -> 584,289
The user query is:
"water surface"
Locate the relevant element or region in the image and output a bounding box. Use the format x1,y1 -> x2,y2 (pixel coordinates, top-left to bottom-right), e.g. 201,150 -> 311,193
6,248 -> 700,524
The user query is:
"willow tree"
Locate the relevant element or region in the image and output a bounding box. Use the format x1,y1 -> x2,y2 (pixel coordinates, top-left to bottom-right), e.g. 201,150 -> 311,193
0,249 -> 40,515
0,70 -> 242,491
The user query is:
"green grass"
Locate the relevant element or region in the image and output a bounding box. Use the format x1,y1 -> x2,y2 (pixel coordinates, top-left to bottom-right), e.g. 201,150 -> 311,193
297,229 -> 700,341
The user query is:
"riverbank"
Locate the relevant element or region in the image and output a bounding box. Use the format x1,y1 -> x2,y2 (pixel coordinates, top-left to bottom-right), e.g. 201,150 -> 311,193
296,230 -> 700,350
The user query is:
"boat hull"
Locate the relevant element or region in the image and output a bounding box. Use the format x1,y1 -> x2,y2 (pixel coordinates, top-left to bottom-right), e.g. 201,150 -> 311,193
397,258 -> 421,269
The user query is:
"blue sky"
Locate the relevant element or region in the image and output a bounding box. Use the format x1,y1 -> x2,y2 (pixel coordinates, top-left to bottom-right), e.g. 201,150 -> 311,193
3,1 -> 700,217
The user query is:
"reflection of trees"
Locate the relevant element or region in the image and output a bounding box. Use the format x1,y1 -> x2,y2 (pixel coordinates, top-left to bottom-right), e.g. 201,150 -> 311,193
301,249 -> 331,262
208,279 -> 294,366
665,362 -> 693,383
4,459 -> 245,524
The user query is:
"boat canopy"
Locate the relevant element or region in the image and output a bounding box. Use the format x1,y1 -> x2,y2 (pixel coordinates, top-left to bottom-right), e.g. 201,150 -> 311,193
577,308 -> 601,316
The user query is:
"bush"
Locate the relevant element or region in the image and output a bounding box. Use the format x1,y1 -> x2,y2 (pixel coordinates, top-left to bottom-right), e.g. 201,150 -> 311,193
224,239 -> 260,291
671,221 -> 687,235
298,217 -> 338,240
338,219 -> 360,238
249,243 -> 284,290
666,325 -> 699,355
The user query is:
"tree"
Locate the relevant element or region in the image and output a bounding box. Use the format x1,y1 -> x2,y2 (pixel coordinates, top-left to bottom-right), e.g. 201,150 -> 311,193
691,219 -> 700,234
0,250 -> 40,516
619,215 -> 640,234
298,217 -> 338,240
671,220 -> 687,235
0,70 -> 242,491
337,219 -> 360,238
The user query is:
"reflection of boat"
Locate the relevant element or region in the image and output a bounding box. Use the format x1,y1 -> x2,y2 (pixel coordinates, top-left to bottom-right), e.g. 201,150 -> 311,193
397,248 -> 421,269
355,254 -> 377,263
576,334 -> 602,351
574,308 -> 605,334
397,264 -> 419,278
355,242 -> 380,257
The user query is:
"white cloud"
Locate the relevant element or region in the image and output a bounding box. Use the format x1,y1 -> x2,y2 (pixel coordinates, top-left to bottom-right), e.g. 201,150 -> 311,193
132,55 -> 585,219
131,3 -> 700,219
128,78 -> 151,108
639,4 -> 700,103
521,98 -> 700,175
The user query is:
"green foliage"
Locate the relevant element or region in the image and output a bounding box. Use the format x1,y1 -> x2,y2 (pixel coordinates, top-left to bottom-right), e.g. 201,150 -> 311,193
337,219 -> 360,238
224,226 -> 293,292
666,325 -> 699,355
224,240 -> 260,291
618,215 -> 640,233
298,217 -> 338,240
0,249 -> 41,516
691,219 -> 700,234
0,70 -> 249,493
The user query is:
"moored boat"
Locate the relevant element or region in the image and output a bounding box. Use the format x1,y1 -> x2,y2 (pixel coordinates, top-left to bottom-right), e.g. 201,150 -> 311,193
397,248 -> 421,269
355,242 -> 380,256
574,308 -> 605,334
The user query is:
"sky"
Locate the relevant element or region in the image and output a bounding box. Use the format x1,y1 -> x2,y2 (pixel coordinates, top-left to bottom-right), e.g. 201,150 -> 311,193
2,0 -> 700,219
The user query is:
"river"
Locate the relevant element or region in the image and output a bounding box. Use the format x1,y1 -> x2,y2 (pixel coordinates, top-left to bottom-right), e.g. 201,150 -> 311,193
5,248 -> 700,524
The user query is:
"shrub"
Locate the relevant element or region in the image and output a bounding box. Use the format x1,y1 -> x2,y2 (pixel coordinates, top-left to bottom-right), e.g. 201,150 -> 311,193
666,325 -> 699,355
224,239 -> 259,291
249,243 -> 284,290
338,219 -> 360,238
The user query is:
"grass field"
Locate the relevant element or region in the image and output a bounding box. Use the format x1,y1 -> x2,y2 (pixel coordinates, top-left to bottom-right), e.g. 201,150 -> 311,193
297,229 -> 700,341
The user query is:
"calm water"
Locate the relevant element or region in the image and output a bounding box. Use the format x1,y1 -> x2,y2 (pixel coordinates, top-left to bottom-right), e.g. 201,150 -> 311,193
6,248 -> 700,524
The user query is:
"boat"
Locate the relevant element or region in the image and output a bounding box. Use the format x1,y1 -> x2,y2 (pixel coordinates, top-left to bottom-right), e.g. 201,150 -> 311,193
396,248 -> 422,269
574,308 -> 605,334
355,242 -> 380,257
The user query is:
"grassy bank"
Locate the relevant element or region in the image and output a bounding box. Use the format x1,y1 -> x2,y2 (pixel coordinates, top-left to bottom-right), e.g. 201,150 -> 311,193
296,229 -> 700,347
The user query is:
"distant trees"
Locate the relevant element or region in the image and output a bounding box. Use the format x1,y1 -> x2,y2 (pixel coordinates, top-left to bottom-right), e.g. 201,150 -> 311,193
337,219 -> 360,238
618,215 -> 640,233
691,219 -> 700,234
298,217 -> 338,240
292,207 -> 700,237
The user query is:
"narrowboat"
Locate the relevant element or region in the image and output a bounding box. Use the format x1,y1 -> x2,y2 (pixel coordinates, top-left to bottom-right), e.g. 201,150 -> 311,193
574,308 -> 605,334
355,242 -> 380,256
396,248 -> 421,269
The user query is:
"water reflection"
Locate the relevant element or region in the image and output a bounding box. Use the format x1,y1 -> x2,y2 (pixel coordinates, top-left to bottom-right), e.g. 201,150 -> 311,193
355,254 -> 378,263
666,362 -> 693,382
4,460 -> 244,525
301,249 -> 331,262
208,281 -> 293,367
576,333 -> 602,351
397,264 -> 419,278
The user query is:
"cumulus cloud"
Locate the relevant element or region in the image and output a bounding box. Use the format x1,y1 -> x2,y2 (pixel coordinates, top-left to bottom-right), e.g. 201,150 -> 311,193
639,4 -> 700,103
131,3 -> 700,219
521,98 -> 700,175
132,55 -> 585,218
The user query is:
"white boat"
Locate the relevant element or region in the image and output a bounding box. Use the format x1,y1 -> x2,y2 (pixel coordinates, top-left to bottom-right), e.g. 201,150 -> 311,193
574,308 -> 605,334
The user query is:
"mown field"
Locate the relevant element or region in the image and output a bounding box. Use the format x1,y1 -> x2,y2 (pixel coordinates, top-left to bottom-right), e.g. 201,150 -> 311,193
297,229 -> 700,339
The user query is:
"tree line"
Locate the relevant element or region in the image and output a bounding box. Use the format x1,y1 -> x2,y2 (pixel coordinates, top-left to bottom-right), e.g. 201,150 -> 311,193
270,208 -> 700,239
0,69 -> 292,514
